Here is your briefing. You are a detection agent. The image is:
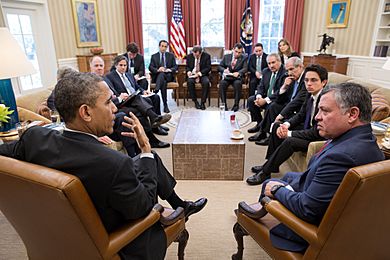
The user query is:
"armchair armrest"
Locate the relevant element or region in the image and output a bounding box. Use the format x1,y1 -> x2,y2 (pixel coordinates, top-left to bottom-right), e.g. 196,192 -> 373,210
160,207 -> 185,226
261,197 -> 318,245
105,204 -> 163,258
17,107 -> 51,124
306,141 -> 326,162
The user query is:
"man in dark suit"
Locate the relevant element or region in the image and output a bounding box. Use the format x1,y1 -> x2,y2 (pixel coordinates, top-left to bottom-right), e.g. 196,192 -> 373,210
218,43 -> 248,111
110,42 -> 149,90
248,43 -> 268,96
247,64 -> 328,185
0,72 -> 208,260
248,57 -> 307,145
247,53 -> 286,137
186,45 -> 211,110
252,82 -> 384,252
149,40 -> 178,113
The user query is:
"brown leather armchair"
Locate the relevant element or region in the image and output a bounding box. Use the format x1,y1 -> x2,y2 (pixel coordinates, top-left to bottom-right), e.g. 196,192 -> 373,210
0,155 -> 188,260
232,160 -> 390,259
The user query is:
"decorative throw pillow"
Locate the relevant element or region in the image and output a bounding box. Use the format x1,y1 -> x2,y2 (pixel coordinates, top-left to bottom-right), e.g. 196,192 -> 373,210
371,89 -> 390,121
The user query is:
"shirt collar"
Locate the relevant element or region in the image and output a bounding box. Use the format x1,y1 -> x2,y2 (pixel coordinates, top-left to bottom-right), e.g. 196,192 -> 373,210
64,126 -> 99,141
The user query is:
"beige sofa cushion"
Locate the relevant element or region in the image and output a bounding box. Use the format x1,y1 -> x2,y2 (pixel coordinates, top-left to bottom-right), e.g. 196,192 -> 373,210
16,87 -> 53,113
371,89 -> 390,121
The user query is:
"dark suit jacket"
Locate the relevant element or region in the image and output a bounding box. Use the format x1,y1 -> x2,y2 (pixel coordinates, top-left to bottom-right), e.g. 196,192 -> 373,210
270,124 -> 384,252
0,127 -> 166,259
277,76 -> 308,119
248,53 -> 268,79
288,92 -> 320,130
218,53 -> 248,78
186,52 -> 211,76
257,66 -> 287,102
149,52 -> 177,83
110,53 -> 146,77
105,70 -> 143,98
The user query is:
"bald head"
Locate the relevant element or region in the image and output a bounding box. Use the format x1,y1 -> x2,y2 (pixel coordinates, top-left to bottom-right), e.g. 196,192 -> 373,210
89,56 -> 105,76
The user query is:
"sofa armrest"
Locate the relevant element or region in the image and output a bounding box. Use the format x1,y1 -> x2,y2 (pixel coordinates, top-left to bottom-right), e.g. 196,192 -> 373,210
17,107 -> 51,124
306,141 -> 326,164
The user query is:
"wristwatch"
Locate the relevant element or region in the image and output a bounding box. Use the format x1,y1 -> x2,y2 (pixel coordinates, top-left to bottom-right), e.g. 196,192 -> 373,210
271,184 -> 285,196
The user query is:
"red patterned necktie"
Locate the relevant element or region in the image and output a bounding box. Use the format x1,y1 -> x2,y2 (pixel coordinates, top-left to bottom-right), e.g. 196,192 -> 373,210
231,58 -> 237,69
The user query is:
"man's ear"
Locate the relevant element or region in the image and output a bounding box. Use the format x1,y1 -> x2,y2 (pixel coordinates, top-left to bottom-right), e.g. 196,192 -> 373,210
78,104 -> 92,122
348,106 -> 360,123
322,80 -> 328,87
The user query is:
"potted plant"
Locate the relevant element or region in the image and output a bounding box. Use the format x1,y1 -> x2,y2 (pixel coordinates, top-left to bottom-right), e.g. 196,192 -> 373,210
0,104 -> 14,131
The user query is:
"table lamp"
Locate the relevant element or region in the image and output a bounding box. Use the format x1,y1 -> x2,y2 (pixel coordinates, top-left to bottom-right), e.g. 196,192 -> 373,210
0,27 -> 36,132
383,58 -> 390,70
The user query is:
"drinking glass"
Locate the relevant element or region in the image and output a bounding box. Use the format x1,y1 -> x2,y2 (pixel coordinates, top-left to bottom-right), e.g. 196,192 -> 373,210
385,126 -> 390,141
219,103 -> 226,118
16,122 -> 27,138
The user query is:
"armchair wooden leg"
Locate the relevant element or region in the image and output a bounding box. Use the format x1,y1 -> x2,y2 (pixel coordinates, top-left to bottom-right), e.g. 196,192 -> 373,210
175,89 -> 180,106
176,228 -> 189,260
232,222 -> 248,260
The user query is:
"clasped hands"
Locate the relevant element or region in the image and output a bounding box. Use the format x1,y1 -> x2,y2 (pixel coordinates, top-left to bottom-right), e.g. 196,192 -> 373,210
276,123 -> 289,139
223,68 -> 239,78
158,66 -> 172,73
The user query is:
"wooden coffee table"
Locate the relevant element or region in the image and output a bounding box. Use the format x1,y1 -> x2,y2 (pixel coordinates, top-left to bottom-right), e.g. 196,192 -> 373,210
172,110 -> 245,180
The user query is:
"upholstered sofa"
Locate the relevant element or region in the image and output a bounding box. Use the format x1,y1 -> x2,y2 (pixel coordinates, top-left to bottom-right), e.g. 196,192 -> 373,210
15,87 -> 125,152
287,72 -> 390,172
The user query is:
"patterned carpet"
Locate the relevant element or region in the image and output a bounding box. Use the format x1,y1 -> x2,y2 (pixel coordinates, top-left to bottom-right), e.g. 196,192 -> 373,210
165,106 -> 252,128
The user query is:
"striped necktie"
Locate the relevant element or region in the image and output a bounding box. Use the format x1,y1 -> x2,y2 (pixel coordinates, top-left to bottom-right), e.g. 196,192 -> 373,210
256,56 -> 261,72
121,74 -> 135,94
304,97 -> 314,129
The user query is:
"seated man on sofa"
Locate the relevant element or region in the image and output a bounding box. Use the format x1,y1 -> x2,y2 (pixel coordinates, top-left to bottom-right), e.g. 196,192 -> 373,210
247,64 -> 328,185
242,82 -> 384,252
0,72 -> 207,260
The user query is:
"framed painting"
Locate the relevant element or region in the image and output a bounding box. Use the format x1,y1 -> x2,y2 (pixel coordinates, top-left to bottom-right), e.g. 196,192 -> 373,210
71,0 -> 101,47
327,0 -> 351,28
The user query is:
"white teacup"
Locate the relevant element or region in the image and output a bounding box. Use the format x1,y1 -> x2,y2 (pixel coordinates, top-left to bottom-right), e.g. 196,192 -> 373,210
232,129 -> 242,138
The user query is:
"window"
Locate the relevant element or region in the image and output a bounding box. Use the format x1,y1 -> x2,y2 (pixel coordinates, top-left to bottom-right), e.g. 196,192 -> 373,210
6,12 -> 42,90
142,0 -> 168,71
257,0 -> 285,54
201,0 -> 224,47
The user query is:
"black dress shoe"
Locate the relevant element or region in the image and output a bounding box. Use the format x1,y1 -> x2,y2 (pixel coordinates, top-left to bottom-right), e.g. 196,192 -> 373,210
200,103 -> 206,110
184,198 -> 208,219
150,141 -> 170,148
163,106 -> 170,113
247,124 -> 260,133
255,137 -> 269,146
231,104 -> 239,112
246,171 -> 271,185
194,100 -> 201,109
251,165 -> 263,173
151,114 -> 172,128
248,132 -> 266,142
160,125 -> 169,131
152,126 -> 168,136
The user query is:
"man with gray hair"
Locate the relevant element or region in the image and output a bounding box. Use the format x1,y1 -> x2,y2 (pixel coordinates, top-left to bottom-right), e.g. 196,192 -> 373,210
247,53 -> 286,138
241,82 -> 384,252
0,72 -> 207,259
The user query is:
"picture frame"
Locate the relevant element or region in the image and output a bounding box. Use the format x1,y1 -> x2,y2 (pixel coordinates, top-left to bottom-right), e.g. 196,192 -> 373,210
327,0 -> 351,28
71,0 -> 101,47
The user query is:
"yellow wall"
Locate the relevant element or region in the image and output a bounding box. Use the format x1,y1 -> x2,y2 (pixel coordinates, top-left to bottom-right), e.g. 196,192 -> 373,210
300,0 -> 379,56
47,0 -> 126,59
47,0 -> 380,59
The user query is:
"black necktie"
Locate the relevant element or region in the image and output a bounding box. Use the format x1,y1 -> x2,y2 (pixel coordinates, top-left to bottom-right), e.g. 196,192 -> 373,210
130,59 -> 134,67
304,97 -> 314,129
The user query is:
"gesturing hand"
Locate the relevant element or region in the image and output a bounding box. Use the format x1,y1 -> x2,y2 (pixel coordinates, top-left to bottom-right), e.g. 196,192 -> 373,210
121,112 -> 151,153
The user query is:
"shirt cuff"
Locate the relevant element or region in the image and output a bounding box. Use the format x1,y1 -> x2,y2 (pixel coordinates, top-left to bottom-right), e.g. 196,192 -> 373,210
256,94 -> 262,99
287,130 -> 292,137
279,87 -> 287,94
140,153 -> 154,159
265,97 -> 271,104
118,97 -> 122,103
283,122 -> 291,128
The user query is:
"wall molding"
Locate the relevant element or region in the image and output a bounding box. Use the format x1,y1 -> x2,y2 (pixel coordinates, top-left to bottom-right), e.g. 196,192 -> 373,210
57,58 -> 79,71
302,53 -> 390,89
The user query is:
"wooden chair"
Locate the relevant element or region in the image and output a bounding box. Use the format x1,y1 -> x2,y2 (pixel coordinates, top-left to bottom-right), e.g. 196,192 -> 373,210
232,160 -> 390,259
0,156 -> 188,260
149,73 -> 180,106
182,82 -> 211,106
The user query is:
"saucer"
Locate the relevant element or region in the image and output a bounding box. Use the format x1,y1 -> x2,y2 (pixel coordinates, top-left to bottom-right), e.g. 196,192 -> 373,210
230,133 -> 244,140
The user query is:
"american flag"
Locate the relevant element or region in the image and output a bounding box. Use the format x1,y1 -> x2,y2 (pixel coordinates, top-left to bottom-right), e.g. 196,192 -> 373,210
240,0 -> 253,54
170,0 -> 186,59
